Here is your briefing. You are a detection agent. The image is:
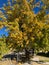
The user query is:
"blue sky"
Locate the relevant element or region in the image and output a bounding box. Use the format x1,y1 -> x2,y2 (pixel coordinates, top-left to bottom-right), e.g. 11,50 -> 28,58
0,27 -> 8,37
0,0 -> 7,7
0,0 -> 8,37
0,0 -> 43,37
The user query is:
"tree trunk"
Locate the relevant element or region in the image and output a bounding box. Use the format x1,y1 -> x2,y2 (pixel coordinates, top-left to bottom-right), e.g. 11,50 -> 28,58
25,48 -> 30,60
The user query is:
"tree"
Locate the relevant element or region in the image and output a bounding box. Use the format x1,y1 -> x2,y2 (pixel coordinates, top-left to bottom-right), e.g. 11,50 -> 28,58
0,0 -> 49,53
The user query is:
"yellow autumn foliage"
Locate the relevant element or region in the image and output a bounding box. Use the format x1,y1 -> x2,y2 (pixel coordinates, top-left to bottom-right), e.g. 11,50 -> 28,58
0,0 -> 49,51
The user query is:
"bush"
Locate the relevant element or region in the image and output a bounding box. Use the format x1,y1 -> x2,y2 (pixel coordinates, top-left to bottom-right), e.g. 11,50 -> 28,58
0,41 -> 9,60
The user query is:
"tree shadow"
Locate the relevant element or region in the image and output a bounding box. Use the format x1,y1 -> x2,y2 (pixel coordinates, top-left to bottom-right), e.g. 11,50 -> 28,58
2,49 -> 33,64
37,52 -> 49,57
2,53 -> 31,63
2,53 -> 17,60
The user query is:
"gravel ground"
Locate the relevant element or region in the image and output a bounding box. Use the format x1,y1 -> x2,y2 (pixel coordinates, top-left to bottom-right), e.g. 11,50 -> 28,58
0,61 -> 48,65
0,56 -> 49,65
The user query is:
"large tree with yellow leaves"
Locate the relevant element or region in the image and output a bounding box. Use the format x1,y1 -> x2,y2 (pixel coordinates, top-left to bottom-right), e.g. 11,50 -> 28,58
0,0 -> 49,53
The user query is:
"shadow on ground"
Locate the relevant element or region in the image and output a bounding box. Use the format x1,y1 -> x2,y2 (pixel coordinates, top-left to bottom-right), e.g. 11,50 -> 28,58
2,53 -> 17,60
37,52 -> 49,57
2,53 -> 30,63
